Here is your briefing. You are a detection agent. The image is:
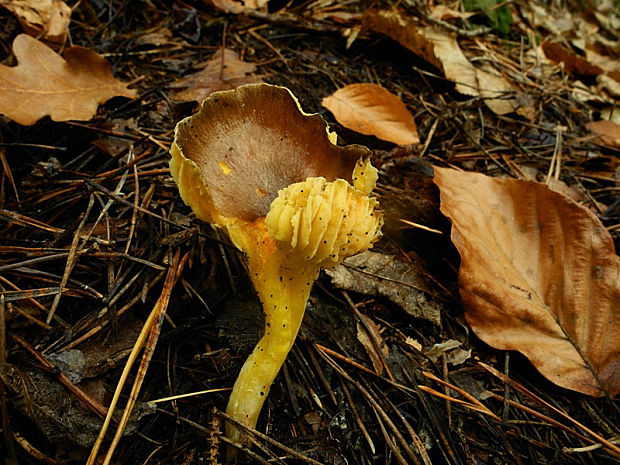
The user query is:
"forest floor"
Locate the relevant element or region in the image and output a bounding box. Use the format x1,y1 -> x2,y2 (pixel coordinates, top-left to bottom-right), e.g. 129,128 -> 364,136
0,1 -> 619,464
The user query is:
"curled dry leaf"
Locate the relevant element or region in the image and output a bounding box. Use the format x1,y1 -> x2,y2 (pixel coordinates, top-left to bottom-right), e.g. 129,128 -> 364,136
171,48 -> 262,103
322,83 -> 419,145
363,9 -> 522,116
434,167 -> 620,397
424,339 -> 461,362
405,337 -> 422,351
1,0 -> 71,44
356,314 -> 389,375
424,339 -> 471,365
0,34 -> 136,126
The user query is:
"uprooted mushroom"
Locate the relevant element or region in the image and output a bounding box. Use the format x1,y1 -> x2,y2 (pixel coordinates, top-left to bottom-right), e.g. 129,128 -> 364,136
169,83 -> 383,446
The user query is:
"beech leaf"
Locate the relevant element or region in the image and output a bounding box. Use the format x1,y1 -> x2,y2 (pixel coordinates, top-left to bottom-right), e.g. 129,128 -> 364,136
322,83 -> 419,145
0,34 -> 137,126
434,167 -> 620,397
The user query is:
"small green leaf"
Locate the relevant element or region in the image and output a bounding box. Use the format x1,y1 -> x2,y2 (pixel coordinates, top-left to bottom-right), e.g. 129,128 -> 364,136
464,0 -> 513,36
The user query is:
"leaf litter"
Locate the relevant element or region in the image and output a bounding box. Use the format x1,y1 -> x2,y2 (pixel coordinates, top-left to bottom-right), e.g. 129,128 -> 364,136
0,1 -> 619,465
362,8 -> 524,116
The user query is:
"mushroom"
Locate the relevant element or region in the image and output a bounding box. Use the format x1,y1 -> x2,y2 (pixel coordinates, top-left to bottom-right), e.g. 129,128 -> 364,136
169,83 -> 383,445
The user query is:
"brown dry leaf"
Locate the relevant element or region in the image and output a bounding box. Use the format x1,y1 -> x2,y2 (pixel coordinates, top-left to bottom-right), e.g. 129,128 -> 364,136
586,120 -> 620,148
322,83 -> 419,145
585,46 -> 620,98
424,339 -> 461,362
325,250 -> 441,325
171,48 -> 262,103
135,27 -> 175,47
91,118 -> 138,157
1,0 -> 71,44
584,45 -> 620,75
429,5 -> 476,21
518,166 -> 587,203
312,10 -> 361,24
356,314 -> 389,375
527,4 -> 574,35
244,0 -> 268,8
405,337 -> 422,351
424,339 -> 471,365
542,42 -> 603,77
601,107 -> 620,125
434,167 -> 620,397
202,0 -> 267,14
597,73 -> 620,98
363,9 -> 520,115
0,34 -> 136,126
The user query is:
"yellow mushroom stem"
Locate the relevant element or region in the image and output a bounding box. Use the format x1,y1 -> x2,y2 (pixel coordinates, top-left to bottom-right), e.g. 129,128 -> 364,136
225,163 -> 382,445
225,232 -> 318,443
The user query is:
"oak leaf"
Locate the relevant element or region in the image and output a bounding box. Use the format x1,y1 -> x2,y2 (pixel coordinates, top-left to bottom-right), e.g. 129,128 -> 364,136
0,34 -> 136,126
322,83 -> 419,145
434,167 -> 620,397
1,0 -> 71,44
171,48 -> 262,103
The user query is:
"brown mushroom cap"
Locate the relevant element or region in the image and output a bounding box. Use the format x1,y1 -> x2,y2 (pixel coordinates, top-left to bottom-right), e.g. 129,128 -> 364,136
171,84 -> 370,222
